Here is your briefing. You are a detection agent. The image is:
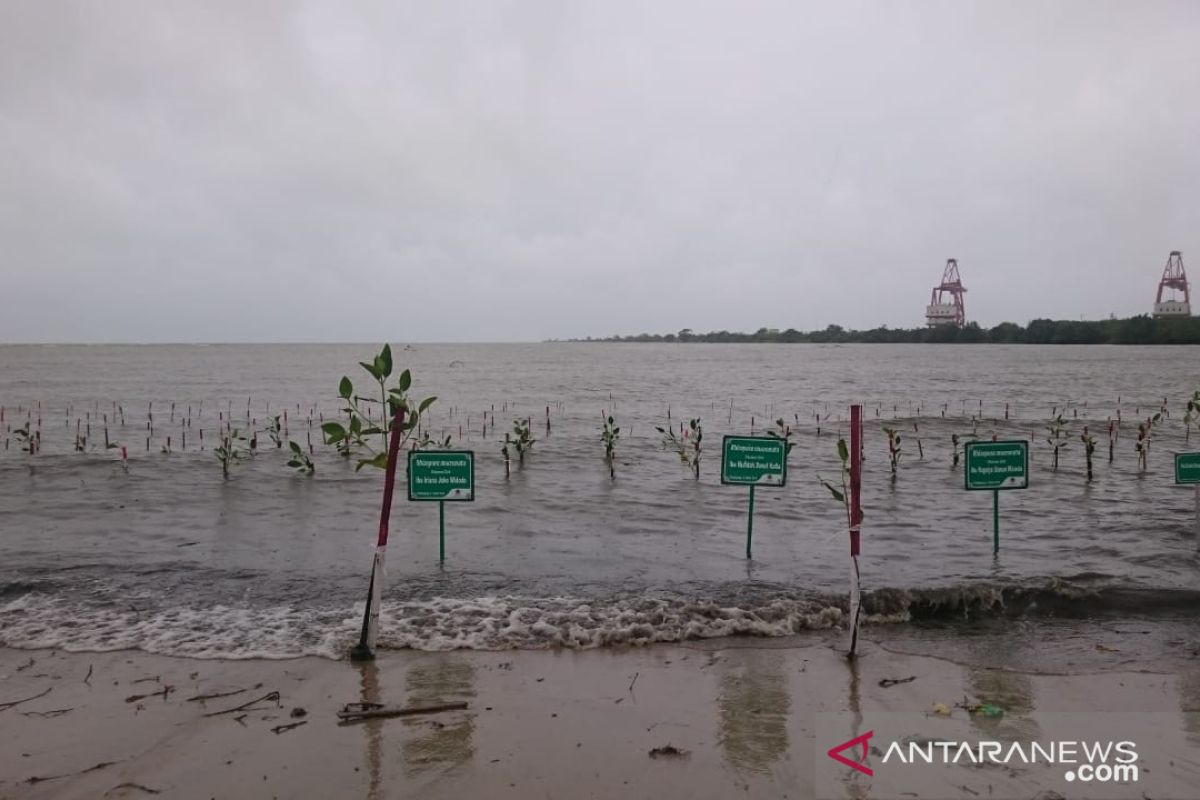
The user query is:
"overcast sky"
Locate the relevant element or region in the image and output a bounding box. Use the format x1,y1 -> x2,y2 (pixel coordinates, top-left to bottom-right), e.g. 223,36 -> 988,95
1,2 -> 1198,342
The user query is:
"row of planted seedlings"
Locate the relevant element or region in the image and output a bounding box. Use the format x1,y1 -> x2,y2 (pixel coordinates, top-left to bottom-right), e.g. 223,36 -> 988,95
0,395 -> 327,475
3,395 -> 1194,488
3,346 -> 1198,488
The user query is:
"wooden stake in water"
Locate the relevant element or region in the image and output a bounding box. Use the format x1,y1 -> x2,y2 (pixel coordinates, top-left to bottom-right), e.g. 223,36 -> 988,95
351,405 -> 406,662
848,404 -> 863,660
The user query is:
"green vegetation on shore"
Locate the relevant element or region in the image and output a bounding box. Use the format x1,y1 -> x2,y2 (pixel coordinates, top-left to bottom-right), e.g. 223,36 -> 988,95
577,315 -> 1200,344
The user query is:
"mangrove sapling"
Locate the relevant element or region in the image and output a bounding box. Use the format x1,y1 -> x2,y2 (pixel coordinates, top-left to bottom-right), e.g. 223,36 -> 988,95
286,441 -> 315,475
950,432 -> 979,469
1134,412 -> 1162,472
656,418 -> 703,479
268,416 -> 283,448
215,429 -> 250,479
510,419 -> 535,464
13,422 -> 32,454
1081,428 -> 1096,482
1185,390 -> 1200,443
1046,415 -> 1070,471
817,437 -> 854,529
600,414 -> 620,479
414,429 -> 454,450
882,426 -> 902,477
320,344 -> 437,471
764,418 -> 795,458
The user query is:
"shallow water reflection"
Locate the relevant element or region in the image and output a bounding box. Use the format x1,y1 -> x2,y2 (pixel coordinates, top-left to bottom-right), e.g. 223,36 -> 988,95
716,649 -> 790,774
401,657 -> 477,777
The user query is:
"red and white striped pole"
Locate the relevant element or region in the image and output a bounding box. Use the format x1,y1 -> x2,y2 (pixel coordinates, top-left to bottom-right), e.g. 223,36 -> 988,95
848,404 -> 863,659
350,404 -> 407,661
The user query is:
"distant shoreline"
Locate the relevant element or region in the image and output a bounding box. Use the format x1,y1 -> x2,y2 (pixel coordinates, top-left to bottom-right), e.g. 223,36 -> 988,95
567,315 -> 1200,345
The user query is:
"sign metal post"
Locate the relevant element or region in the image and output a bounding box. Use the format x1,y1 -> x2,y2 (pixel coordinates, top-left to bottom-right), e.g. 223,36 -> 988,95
721,435 -> 788,559
964,440 -> 1029,554
1175,453 -> 1200,541
408,450 -> 475,563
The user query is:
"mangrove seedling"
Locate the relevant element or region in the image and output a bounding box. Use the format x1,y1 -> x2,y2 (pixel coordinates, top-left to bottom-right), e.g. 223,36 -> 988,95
13,422 -> 32,454
415,430 -> 454,450
1081,427 -> 1096,482
765,418 -> 795,457
1046,415 -> 1070,471
1135,413 -> 1161,472
1135,422 -> 1149,471
656,418 -> 703,479
1185,390 -> 1200,442
882,426 -> 902,477
511,418 -> 535,463
817,437 -> 854,529
268,416 -> 283,448
215,428 -> 250,479
320,344 -> 437,471
950,431 -> 978,469
601,414 -> 620,478
286,440 -> 315,475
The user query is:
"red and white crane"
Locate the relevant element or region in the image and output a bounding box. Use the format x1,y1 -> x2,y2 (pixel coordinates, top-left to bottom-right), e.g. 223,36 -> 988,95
1153,250 -> 1191,318
925,258 -> 967,327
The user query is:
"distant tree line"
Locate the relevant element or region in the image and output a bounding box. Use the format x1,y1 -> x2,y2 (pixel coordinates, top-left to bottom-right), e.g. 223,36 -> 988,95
577,316 -> 1200,345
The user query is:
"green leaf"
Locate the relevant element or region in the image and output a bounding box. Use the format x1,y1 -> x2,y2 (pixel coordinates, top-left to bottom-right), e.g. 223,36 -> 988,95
836,438 -> 849,463
360,361 -> 381,380
378,344 -> 393,377
356,452 -> 389,471
349,415 -> 362,436
819,479 -> 845,503
289,441 -> 302,454
418,396 -> 436,413
398,369 -> 412,392
321,422 -> 346,443
338,376 -> 353,399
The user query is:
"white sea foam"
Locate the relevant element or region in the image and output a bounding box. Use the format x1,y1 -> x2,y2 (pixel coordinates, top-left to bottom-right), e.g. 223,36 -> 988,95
0,592 -> 844,660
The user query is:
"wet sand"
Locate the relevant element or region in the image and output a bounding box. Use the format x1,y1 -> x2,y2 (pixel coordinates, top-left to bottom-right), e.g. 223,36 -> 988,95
3,637 -> 1200,799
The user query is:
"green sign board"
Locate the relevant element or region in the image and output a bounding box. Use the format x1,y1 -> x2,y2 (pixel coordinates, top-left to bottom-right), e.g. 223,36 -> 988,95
408,450 -> 475,501
721,436 -> 787,486
1176,452 -> 1200,485
964,440 -> 1029,491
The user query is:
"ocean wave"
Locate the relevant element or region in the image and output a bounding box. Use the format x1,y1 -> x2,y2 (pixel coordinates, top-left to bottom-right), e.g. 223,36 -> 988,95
2,578 -> 1197,660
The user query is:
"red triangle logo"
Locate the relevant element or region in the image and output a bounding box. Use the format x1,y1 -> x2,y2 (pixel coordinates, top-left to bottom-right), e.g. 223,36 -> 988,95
827,730 -> 874,776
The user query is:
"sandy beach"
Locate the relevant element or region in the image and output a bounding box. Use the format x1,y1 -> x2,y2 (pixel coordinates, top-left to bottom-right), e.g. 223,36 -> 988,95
3,635 -> 1199,800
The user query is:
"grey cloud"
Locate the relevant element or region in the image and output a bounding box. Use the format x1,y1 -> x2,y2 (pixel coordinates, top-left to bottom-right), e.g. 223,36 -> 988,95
1,1 -> 1198,341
